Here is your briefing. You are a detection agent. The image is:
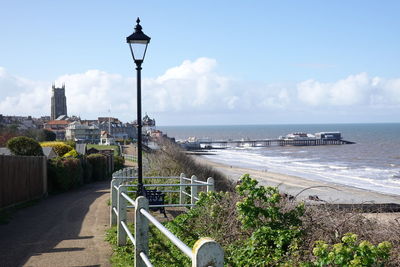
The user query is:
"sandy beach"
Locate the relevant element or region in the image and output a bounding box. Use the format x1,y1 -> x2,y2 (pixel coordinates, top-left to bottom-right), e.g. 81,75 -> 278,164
193,155 -> 400,205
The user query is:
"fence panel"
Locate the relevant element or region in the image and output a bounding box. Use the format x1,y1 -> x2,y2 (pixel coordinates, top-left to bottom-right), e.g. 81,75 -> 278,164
0,155 -> 47,209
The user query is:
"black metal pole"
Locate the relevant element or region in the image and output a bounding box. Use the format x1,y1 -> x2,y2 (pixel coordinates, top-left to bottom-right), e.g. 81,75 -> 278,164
136,60 -> 143,196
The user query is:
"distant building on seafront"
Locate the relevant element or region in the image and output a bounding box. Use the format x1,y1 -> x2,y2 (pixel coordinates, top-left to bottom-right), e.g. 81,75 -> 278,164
51,84 -> 67,120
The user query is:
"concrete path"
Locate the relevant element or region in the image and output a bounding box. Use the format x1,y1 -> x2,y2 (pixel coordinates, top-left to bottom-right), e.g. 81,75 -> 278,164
0,181 -> 112,267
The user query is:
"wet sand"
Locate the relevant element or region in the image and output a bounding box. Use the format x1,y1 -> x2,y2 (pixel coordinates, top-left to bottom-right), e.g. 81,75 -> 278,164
194,156 -> 400,204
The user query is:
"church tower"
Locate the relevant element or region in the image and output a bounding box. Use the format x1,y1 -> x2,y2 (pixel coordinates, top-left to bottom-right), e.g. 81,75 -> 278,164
51,83 -> 68,120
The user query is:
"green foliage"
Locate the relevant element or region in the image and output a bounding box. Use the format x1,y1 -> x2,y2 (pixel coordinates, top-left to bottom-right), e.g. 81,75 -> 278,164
81,158 -> 93,183
104,174 -> 395,266
41,141 -> 73,156
106,226 -> 135,266
113,155 -> 124,172
47,157 -> 83,192
106,224 -> 191,267
63,149 -> 78,158
312,233 -> 391,267
228,174 -> 305,266
87,153 -> 108,180
235,174 -> 304,230
43,129 -> 56,141
63,140 -> 76,149
6,136 -> 44,156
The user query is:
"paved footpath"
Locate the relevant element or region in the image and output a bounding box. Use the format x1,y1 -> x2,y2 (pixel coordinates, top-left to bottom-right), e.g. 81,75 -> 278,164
0,181 -> 112,267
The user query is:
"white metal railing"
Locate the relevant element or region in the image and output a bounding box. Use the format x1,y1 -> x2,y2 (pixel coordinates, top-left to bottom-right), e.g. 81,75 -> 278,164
110,175 -> 224,267
112,169 -> 215,208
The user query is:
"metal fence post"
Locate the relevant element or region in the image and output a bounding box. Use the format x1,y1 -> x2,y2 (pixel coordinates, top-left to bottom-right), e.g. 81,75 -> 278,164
135,196 -> 149,267
191,175 -> 198,208
179,173 -> 186,205
192,237 -> 224,267
117,186 -> 127,246
110,179 -> 119,226
207,177 -> 215,193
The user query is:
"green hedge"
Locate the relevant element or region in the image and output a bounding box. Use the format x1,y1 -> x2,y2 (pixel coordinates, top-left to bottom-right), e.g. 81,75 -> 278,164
81,158 -> 93,183
48,157 -> 83,192
87,153 -> 108,181
114,155 -> 124,172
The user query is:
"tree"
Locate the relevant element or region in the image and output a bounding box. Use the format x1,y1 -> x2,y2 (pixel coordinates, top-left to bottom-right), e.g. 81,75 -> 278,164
7,136 -> 44,156
43,129 -> 56,141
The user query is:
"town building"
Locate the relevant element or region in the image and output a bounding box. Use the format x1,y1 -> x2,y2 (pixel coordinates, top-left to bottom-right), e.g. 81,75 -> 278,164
132,114 -> 156,135
51,84 -> 68,120
43,120 -> 69,140
98,117 -> 136,140
99,131 -> 116,145
65,121 -> 100,143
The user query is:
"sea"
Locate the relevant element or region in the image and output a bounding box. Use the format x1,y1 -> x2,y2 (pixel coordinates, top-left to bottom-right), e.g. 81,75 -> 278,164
159,123 -> 400,196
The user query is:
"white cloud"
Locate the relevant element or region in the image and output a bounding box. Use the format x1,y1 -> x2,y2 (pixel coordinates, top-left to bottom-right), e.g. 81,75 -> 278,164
296,72 -> 400,107
0,68 -> 49,116
1,59 -> 400,124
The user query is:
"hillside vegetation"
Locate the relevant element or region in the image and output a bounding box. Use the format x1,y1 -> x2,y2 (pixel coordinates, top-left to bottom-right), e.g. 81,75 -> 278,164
107,139 -> 399,266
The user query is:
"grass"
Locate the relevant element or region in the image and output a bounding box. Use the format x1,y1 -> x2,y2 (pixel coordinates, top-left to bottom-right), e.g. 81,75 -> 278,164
87,144 -> 120,156
106,224 -> 191,267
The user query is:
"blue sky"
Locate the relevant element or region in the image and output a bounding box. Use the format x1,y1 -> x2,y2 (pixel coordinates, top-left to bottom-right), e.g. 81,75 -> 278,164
1,1 -> 400,125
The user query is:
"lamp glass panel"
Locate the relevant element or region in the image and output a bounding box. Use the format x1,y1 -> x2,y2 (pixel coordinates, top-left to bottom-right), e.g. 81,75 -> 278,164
130,43 -> 147,61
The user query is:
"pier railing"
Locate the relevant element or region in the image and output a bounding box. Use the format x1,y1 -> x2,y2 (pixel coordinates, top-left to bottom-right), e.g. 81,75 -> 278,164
110,168 -> 222,267
181,138 -> 355,149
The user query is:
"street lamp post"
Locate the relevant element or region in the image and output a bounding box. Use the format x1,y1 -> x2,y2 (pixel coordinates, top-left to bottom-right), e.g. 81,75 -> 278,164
126,18 -> 151,196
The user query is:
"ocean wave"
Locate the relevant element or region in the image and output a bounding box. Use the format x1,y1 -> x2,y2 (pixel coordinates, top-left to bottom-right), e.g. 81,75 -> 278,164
205,148 -> 400,196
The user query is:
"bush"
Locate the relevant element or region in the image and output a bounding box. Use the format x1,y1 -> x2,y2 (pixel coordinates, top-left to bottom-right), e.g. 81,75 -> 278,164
47,157 -> 83,192
43,129 -> 56,141
41,141 -> 73,156
145,138 -> 233,192
7,136 -> 44,156
63,149 -> 79,158
87,153 -> 108,181
63,140 -> 76,149
157,175 -> 304,266
114,155 -> 124,172
0,130 -> 19,147
312,233 -> 391,266
81,158 -> 93,183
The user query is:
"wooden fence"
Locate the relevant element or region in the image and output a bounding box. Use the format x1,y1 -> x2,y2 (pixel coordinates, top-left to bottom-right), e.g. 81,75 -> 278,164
0,155 -> 47,209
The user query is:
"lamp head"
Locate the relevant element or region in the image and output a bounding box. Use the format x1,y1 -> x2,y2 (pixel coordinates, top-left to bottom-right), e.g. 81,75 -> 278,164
126,18 -> 151,63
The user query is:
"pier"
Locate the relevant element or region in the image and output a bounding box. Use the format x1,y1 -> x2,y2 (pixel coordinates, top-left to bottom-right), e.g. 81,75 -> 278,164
181,138 -> 355,150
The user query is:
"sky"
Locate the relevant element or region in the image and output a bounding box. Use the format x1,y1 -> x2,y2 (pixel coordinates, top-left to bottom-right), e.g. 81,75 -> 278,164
0,0 -> 400,126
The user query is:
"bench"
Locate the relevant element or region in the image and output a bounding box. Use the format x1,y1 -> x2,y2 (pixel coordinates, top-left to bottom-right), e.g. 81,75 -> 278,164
144,189 -> 167,218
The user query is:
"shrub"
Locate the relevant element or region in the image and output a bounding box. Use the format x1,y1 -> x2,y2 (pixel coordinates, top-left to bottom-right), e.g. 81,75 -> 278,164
81,158 -> 93,183
43,129 -> 56,141
7,136 -> 44,156
41,141 -> 73,156
145,138 -> 233,192
159,175 -> 304,266
0,130 -> 18,147
228,174 -> 305,266
114,155 -> 124,172
63,140 -> 76,149
63,149 -> 79,158
87,153 -> 108,181
312,233 -> 392,266
47,157 -> 83,192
